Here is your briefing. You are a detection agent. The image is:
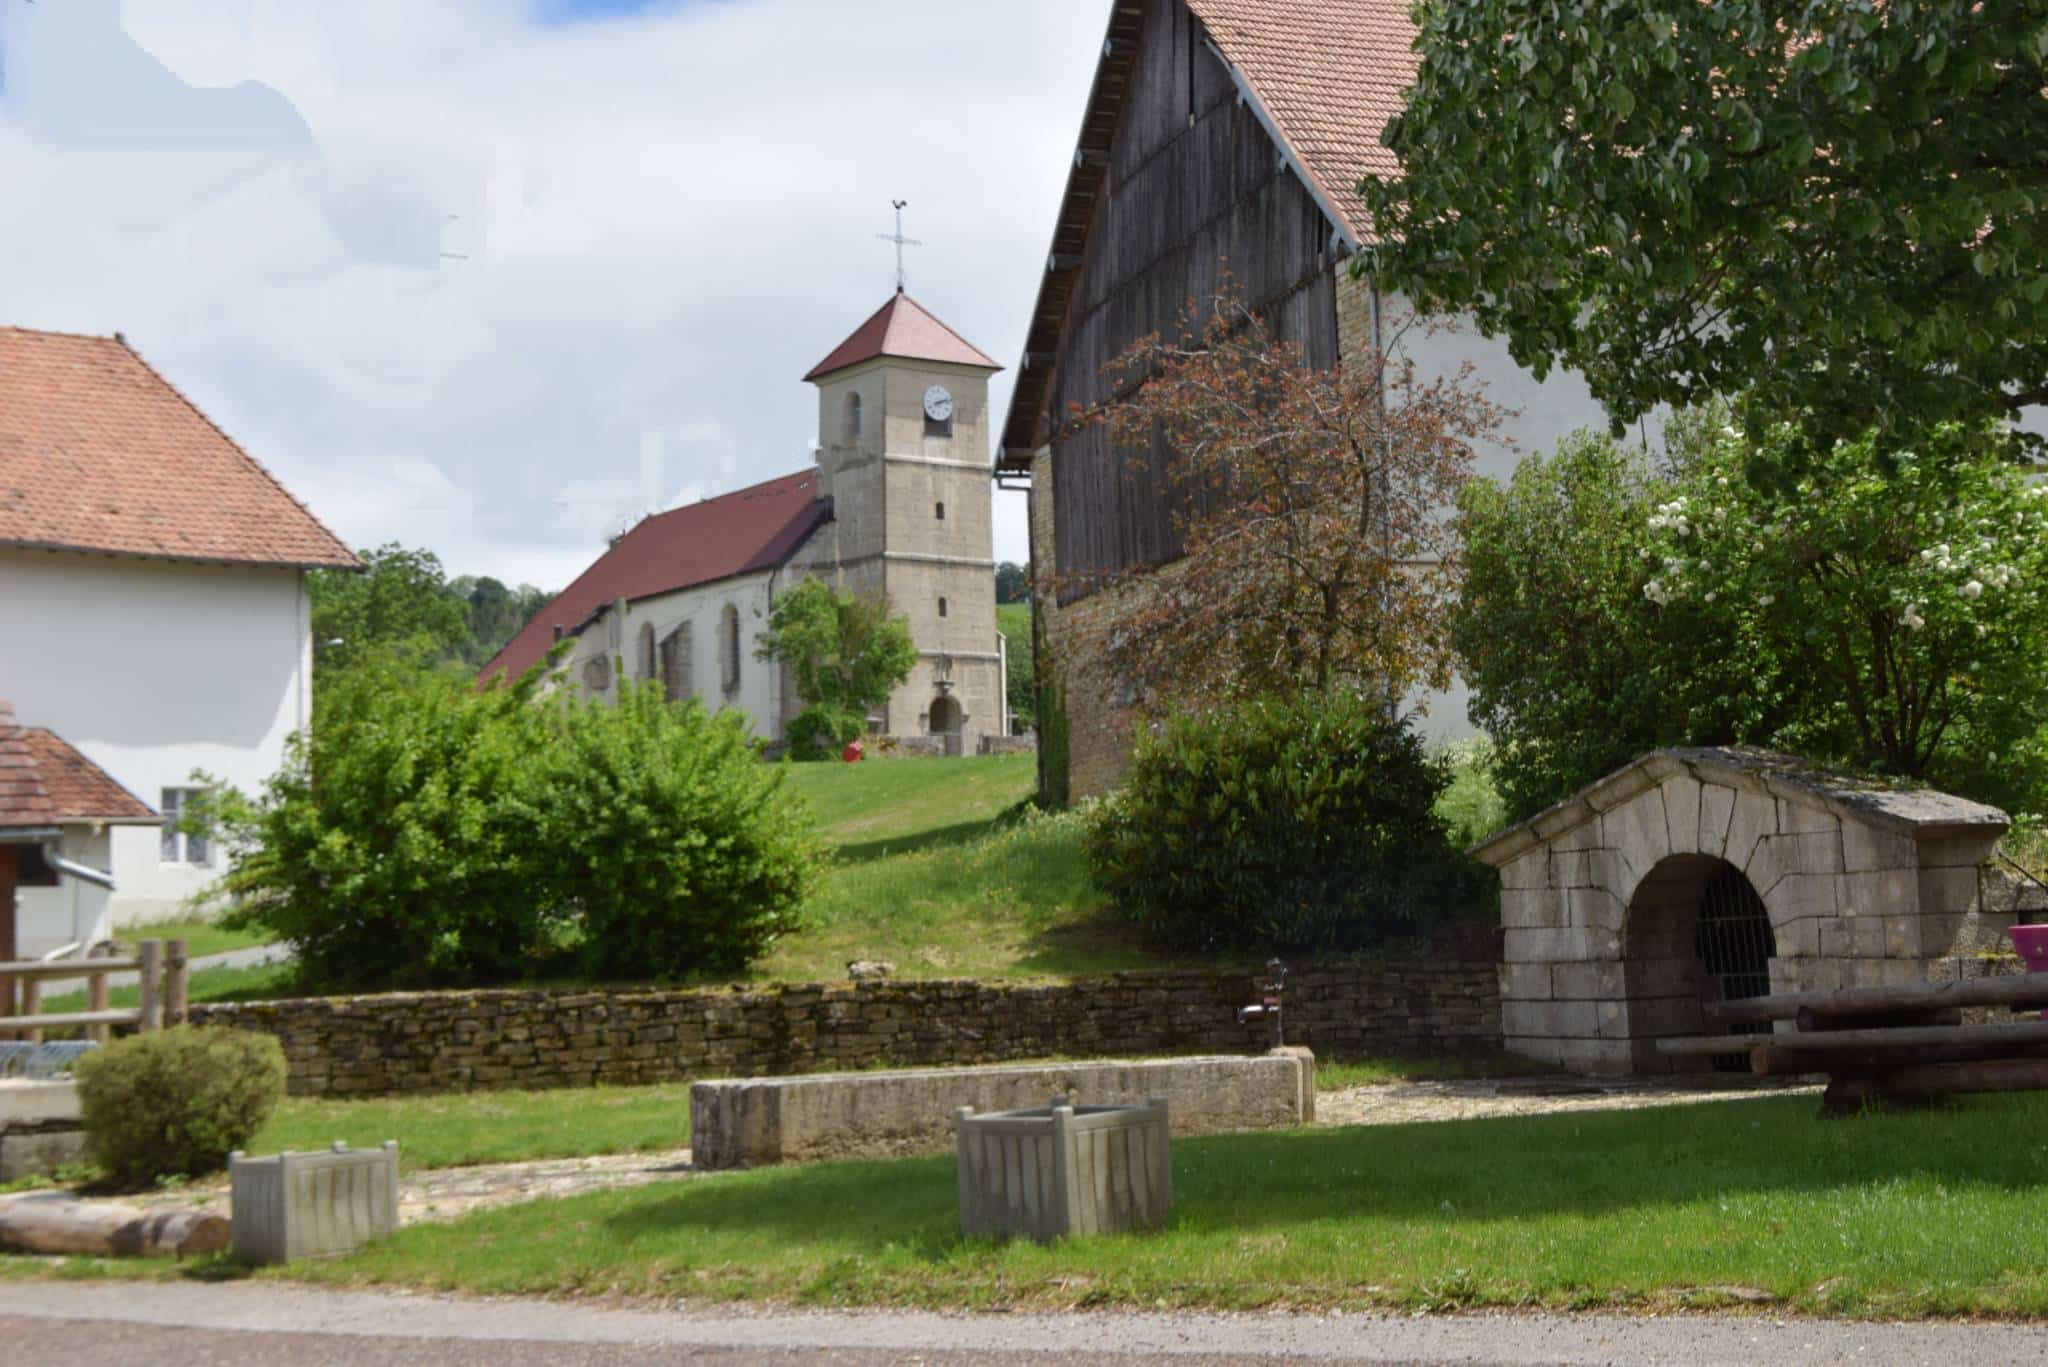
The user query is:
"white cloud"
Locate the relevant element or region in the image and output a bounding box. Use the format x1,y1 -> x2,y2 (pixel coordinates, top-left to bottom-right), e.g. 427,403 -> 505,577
0,0 -> 1099,587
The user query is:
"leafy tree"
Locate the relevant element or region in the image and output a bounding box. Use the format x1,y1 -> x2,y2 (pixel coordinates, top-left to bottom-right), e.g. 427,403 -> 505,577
995,561 -> 1031,605
310,543 -> 469,684
755,577 -> 918,759
1082,284 -> 1501,709
1454,427 -> 1788,816
1358,0 -> 2048,449
1641,421 -> 2048,807
449,575 -> 552,666
998,604 -> 1036,733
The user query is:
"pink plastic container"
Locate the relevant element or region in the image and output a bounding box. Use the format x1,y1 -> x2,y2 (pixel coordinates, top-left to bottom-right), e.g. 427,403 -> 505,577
2005,925 -> 2048,1020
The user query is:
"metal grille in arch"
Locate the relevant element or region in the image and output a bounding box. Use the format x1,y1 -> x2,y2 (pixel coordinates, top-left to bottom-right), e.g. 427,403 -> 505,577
1694,864 -> 1776,1066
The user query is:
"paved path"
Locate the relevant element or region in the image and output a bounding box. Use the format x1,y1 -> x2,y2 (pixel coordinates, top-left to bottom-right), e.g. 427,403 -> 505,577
4,1280 -> 2046,1364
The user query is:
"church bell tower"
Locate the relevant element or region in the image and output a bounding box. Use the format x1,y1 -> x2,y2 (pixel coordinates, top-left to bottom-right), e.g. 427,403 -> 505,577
803,290 -> 1005,751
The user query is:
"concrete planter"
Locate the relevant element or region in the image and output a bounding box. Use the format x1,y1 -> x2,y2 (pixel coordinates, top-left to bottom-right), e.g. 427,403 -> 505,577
954,1096 -> 1170,1242
230,1140 -> 398,1264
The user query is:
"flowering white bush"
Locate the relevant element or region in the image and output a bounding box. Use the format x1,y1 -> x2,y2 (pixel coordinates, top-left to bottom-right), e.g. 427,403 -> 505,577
1641,421 -> 2048,792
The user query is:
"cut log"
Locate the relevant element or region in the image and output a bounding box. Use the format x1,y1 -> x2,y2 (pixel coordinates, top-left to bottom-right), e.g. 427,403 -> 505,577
1822,1059 -> 2048,1116
1705,976 -> 2048,1028
1666,1020 -> 2048,1058
1656,1034 -> 1770,1058
1793,1006 -> 1961,1033
1750,1039 -> 2048,1078
0,1193 -> 229,1258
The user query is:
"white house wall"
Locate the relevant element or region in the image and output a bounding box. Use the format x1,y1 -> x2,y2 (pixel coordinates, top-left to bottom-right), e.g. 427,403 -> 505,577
14,823 -> 117,959
0,548 -> 311,924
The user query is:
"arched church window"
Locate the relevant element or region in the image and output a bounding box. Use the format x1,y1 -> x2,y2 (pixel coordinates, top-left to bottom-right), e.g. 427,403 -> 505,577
637,622 -> 656,681
846,392 -> 862,441
719,604 -> 742,695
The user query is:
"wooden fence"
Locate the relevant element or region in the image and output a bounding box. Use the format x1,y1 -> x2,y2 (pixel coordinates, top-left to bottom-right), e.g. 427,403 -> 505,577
0,938 -> 188,1044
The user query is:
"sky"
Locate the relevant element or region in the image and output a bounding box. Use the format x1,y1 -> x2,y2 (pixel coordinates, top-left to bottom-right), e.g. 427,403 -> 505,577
0,0 -> 1106,589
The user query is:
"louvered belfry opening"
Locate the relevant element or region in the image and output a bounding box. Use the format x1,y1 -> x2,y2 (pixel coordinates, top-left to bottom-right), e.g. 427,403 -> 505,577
1692,863 -> 1777,1070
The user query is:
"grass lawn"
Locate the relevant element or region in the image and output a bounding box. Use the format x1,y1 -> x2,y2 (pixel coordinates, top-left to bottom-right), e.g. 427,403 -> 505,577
783,753 -> 1036,857
113,917 -> 273,961
142,1091 -> 2044,1317
33,961 -> 299,1018
249,1083 -> 694,1172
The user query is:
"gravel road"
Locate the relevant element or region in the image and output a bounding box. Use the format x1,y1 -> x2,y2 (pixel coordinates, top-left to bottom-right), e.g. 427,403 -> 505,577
5,1280 -> 2048,1365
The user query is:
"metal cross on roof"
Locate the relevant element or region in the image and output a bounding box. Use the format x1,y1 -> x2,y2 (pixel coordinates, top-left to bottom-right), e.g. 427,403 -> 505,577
876,199 -> 922,294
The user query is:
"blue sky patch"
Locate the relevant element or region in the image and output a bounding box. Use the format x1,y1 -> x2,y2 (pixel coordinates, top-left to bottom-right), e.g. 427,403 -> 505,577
530,0 -> 693,25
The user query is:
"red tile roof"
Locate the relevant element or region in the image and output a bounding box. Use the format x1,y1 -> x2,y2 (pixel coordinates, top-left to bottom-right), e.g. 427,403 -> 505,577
803,293 -> 1002,383
1187,0 -> 1419,246
482,469 -> 833,684
21,730 -> 159,824
0,327 -> 360,570
0,700 -> 58,834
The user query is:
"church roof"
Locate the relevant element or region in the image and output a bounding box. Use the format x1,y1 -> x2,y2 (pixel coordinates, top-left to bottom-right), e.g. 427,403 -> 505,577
803,293 -> 1001,383
0,327 -> 360,571
996,0 -> 1418,470
481,470 -> 832,685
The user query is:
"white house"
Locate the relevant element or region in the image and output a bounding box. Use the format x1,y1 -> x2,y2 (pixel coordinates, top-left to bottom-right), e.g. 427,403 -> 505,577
0,326 -> 359,951
484,292 -> 1010,755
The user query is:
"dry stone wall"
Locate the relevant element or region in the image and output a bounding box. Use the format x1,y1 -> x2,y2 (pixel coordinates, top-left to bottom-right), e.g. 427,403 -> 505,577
190,962 -> 1500,1099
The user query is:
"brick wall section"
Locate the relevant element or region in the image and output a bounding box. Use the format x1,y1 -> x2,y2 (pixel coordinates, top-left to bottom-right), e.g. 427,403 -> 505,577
190,962 -> 1501,1099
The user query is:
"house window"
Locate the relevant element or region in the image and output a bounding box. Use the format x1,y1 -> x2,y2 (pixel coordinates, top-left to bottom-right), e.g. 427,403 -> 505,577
160,788 -> 211,866
638,622 -> 657,680
938,596 -> 948,619
719,604 -> 742,695
935,501 -> 946,521
846,392 -> 862,441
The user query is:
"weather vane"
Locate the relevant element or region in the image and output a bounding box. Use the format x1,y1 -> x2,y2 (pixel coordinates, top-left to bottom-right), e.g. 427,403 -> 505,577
876,199 -> 922,294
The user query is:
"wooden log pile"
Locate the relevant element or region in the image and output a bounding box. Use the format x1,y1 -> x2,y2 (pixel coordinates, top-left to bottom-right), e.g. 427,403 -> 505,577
1658,976 -> 2048,1116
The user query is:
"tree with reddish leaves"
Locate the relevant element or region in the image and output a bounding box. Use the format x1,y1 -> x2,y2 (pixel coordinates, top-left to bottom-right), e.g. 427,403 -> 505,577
1075,285 -> 1504,713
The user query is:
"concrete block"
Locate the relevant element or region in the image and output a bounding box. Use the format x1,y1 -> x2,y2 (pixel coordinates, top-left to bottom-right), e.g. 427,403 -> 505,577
1501,887 -> 1563,930
230,1141 -> 399,1265
1550,822 -> 1604,853
1776,915 -> 1825,957
0,1081 -> 79,1127
1661,775 -> 1704,855
1568,886 -> 1628,932
1503,927 -> 1623,965
1839,868 -> 1918,921
1510,1000 -> 1605,1039
1764,872 -> 1842,928
691,1055 -> 1308,1169
1501,850 -> 1549,891
1499,962 -> 1553,1001
1917,833 -> 2005,869
1551,961 -> 1627,1000
0,1126 -> 88,1183
1842,824 -> 1917,874
1722,791 -> 1779,874
1551,848 -> 1630,891
1601,790 -> 1671,884
1698,783 -> 1737,859
1919,866 -> 1982,917
1748,833 -> 1846,894
955,1099 -> 1171,1242
1777,798 -> 1839,837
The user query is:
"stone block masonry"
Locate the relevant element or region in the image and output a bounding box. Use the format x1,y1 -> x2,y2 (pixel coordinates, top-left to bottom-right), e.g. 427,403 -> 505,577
190,962 -> 1500,1099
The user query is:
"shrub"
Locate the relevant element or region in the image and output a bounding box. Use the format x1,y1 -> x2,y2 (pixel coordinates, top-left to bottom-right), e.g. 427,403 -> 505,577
205,655 -> 557,990
1082,694 -> 1492,955
545,682 -> 819,979
73,1027 -> 286,1187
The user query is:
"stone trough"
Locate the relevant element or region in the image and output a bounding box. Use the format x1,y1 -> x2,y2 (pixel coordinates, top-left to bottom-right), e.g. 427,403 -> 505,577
690,1050 -> 1313,1169
0,1078 -> 86,1182
1471,747 -> 2012,1075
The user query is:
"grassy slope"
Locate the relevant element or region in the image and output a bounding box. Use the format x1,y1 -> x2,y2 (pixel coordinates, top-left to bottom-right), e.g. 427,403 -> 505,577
114,917 -> 273,961
262,1091 -> 2048,1317
758,755 -> 1162,981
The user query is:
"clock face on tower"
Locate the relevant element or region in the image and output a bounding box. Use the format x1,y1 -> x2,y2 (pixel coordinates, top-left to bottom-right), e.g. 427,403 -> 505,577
922,385 -> 955,423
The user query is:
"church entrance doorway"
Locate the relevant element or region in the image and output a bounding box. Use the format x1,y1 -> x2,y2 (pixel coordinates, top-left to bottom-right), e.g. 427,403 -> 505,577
929,695 -> 963,757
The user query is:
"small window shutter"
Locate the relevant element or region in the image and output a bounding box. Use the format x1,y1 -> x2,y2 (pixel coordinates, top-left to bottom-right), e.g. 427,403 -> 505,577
661,623 -> 694,703
720,607 -> 740,693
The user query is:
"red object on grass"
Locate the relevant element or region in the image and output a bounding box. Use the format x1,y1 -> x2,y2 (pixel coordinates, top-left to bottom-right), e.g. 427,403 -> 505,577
842,741 -> 864,763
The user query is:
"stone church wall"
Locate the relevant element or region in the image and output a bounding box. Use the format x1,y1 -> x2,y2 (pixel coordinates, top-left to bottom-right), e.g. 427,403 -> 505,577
192,961 -> 1501,1099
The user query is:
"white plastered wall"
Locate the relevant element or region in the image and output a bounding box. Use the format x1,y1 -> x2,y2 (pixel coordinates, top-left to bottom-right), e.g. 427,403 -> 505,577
0,548 -> 312,926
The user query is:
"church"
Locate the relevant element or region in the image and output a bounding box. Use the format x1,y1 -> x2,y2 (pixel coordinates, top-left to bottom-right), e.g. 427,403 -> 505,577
483,292 -> 1010,756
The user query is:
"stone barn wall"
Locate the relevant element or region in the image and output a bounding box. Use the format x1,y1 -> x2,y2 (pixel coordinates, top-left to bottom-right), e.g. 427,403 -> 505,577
1473,748 -> 2011,1075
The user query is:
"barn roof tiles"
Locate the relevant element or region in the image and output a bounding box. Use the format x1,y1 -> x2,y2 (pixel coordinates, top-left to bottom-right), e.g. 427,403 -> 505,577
21,730 -> 160,824
0,700 -> 58,835
482,469 -> 832,684
803,293 -> 1001,383
0,327 -> 358,571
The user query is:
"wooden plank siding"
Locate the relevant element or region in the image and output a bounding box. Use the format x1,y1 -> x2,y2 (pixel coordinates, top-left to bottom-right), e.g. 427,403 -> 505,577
1048,0 -> 1342,603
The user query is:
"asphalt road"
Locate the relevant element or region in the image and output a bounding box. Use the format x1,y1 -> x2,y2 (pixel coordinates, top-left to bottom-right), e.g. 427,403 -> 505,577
5,1280 -> 2048,1365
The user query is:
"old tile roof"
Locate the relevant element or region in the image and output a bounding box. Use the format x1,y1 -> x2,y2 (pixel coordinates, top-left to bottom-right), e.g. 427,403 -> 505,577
21,730 -> 160,824
0,327 -> 360,570
0,700 -> 58,834
482,469 -> 833,684
1187,0 -> 1418,246
803,293 -> 1001,383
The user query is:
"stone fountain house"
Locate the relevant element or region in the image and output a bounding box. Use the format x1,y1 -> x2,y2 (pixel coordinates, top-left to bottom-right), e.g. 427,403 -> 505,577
1470,748 -> 2013,1075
